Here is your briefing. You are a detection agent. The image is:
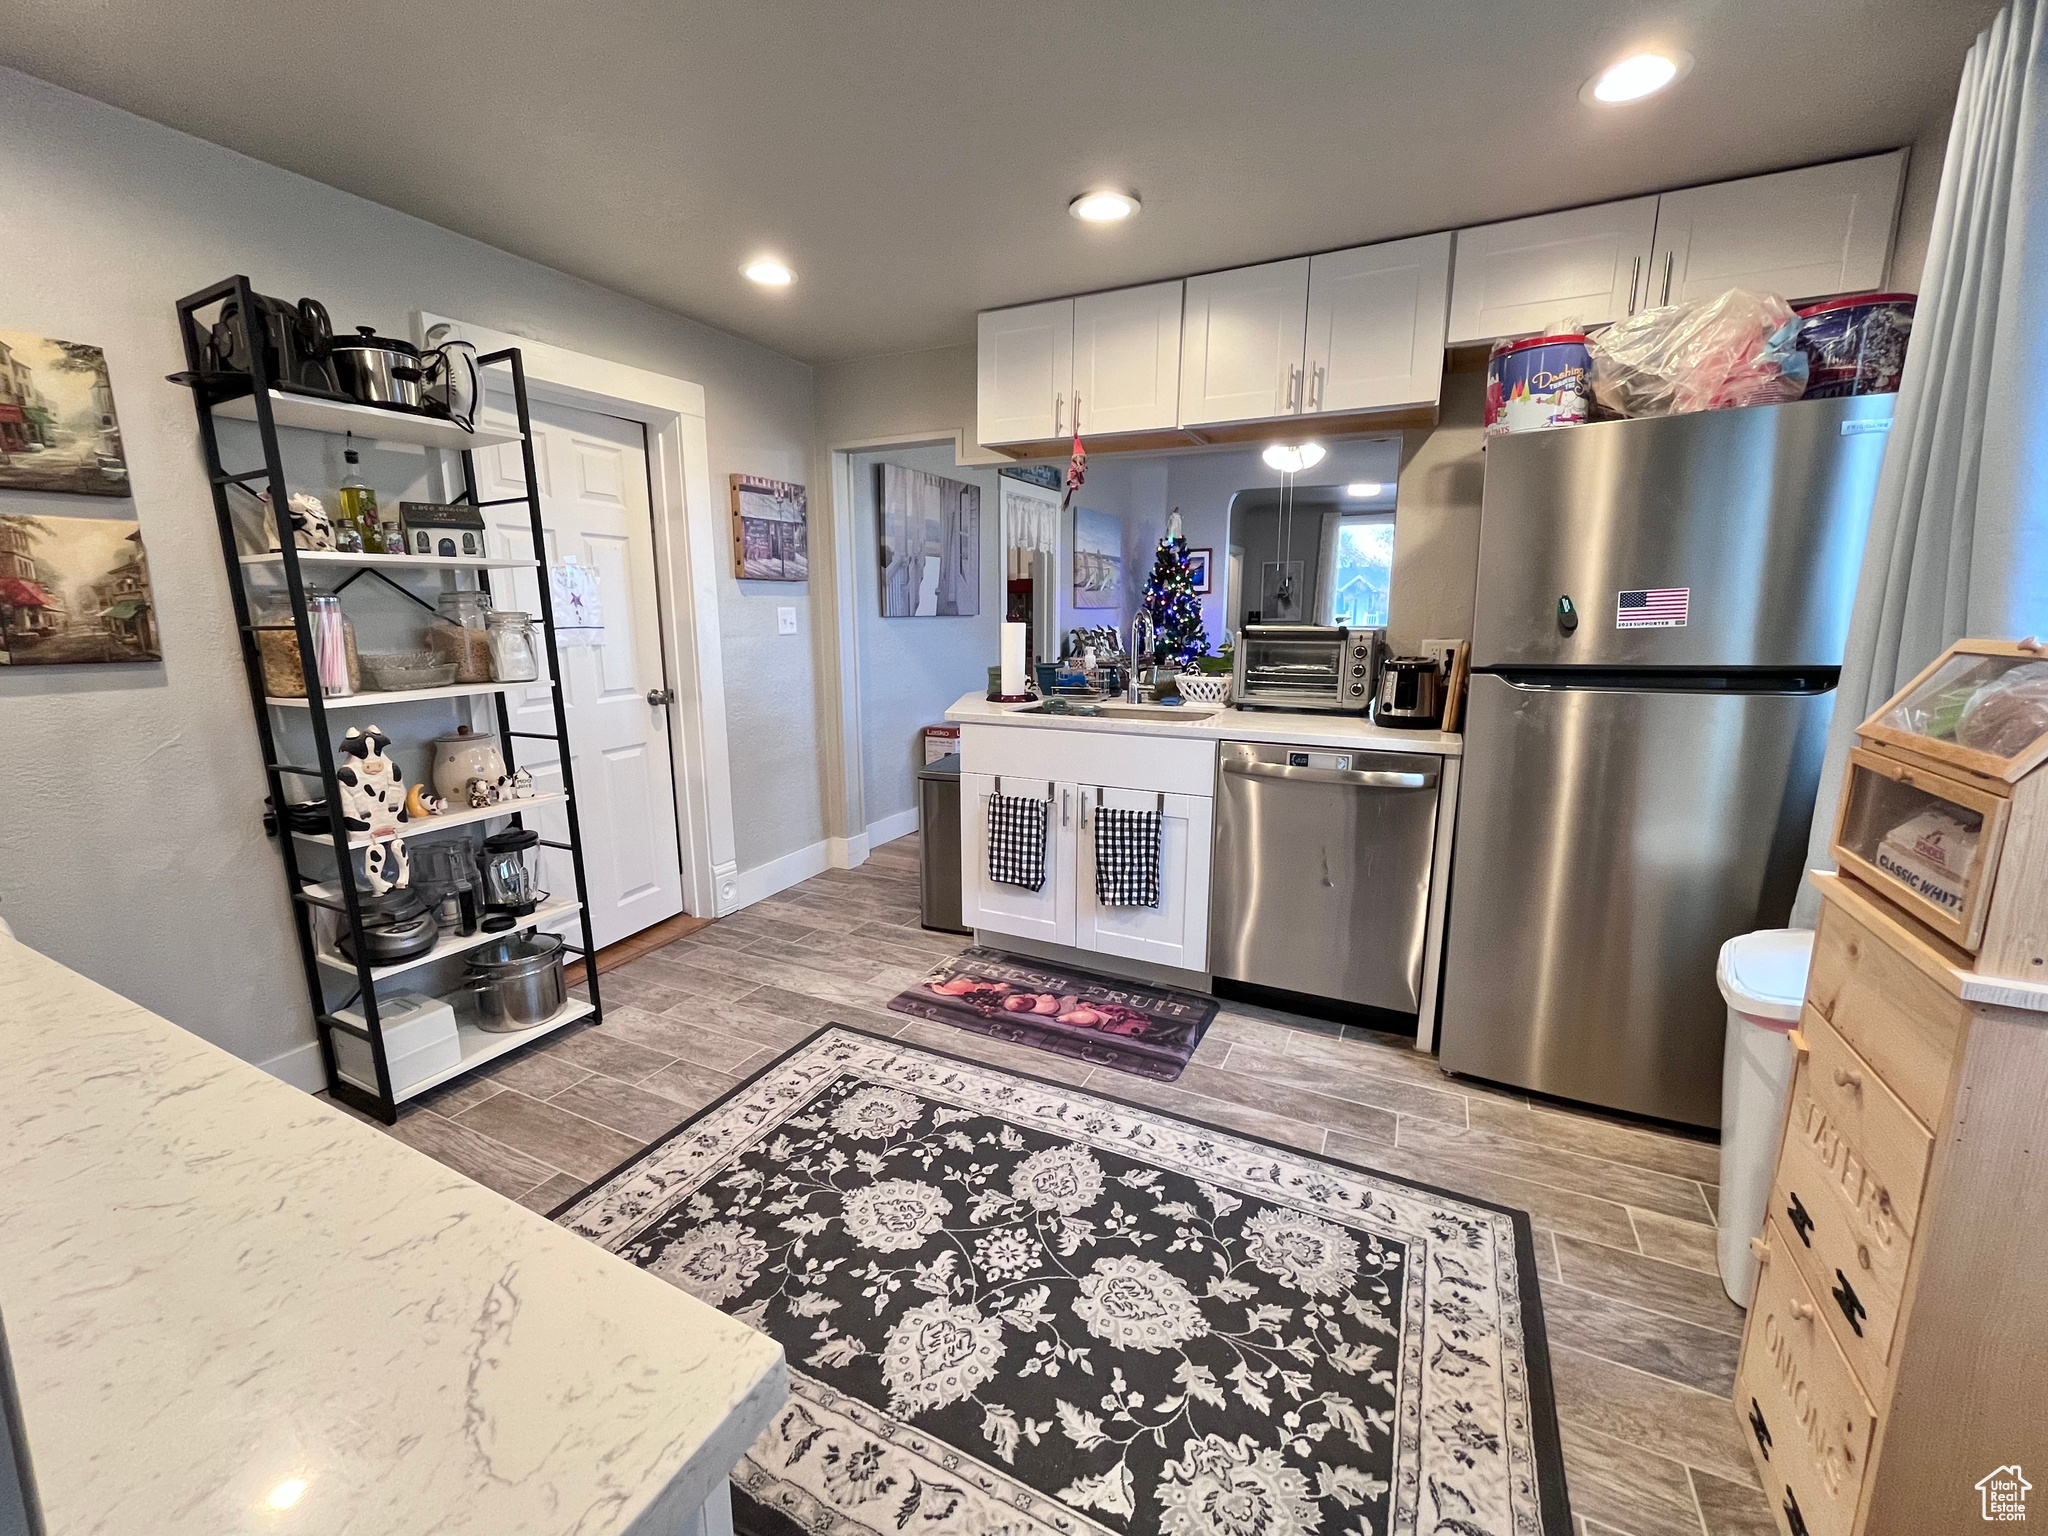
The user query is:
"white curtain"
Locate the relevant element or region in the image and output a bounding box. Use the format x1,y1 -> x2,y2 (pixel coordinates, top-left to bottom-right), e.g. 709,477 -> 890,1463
1798,0 -> 2048,919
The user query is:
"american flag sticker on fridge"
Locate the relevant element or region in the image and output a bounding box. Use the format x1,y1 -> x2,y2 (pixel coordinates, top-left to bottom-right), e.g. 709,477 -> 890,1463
1615,587 -> 1689,628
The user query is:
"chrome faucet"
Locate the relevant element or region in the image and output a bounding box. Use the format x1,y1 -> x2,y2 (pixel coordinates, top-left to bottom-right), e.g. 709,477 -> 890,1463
1128,608 -> 1156,703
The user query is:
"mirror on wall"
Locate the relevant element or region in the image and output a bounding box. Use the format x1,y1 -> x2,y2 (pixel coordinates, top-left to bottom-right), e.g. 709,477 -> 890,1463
1224,479 -> 1397,634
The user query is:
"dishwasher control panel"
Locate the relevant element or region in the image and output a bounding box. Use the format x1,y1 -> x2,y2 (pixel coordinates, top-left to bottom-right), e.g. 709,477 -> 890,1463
1286,751 -> 1352,772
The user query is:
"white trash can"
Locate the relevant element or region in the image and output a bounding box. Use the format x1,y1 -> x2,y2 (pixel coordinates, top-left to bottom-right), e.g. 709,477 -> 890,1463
1715,928 -> 1812,1307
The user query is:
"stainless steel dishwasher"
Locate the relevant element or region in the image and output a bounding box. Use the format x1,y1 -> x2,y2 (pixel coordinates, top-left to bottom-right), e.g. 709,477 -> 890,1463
1209,740 -> 1442,1013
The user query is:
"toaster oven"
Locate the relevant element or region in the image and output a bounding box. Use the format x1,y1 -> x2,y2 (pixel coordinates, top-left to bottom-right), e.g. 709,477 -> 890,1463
1232,624 -> 1384,712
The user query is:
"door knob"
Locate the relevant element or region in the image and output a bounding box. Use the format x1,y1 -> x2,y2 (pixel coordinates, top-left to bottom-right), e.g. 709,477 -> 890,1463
646,687 -> 676,707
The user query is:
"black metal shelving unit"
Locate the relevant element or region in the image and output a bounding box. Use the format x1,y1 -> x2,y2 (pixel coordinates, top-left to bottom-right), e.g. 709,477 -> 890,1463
174,275 -> 603,1124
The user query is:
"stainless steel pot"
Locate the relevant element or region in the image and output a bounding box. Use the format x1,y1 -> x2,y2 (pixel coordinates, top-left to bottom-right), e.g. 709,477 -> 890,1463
465,931 -> 567,1032
331,326 -> 427,412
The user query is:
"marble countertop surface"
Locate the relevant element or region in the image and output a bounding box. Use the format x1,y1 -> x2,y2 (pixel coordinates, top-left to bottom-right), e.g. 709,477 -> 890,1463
946,690 -> 1463,756
0,934 -> 786,1536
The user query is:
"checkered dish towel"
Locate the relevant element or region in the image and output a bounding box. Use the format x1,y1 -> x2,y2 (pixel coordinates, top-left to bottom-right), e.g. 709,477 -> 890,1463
987,793 -> 1049,891
1094,806 -> 1162,907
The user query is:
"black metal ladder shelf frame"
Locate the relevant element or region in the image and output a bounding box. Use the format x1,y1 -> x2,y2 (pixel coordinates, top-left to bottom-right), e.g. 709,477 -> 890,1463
174,274 -> 604,1124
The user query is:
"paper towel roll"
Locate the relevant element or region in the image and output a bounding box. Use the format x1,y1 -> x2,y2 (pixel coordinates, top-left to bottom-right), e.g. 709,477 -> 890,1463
1001,622 -> 1026,696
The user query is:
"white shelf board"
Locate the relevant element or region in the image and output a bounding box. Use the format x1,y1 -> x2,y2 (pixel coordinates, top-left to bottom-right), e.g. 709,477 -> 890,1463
313,897 -> 583,982
267,679 -> 551,710
241,550 -> 538,573
214,390 -> 522,452
336,998 -> 596,1104
290,790 -> 568,850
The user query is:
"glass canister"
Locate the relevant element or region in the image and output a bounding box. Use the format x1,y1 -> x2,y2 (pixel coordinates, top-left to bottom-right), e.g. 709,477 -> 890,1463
306,593 -> 354,697
253,592 -> 359,697
486,609 -> 540,683
429,588 -> 494,683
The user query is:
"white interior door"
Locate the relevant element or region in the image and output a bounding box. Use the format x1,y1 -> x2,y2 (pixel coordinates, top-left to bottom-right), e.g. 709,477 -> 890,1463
1304,233 -> 1451,415
1075,786 -> 1212,972
1177,258 -> 1311,427
474,393 -> 686,949
961,772 -> 1074,946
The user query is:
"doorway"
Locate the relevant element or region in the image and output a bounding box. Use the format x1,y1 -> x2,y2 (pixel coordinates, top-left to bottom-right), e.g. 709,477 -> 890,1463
472,393 -> 687,949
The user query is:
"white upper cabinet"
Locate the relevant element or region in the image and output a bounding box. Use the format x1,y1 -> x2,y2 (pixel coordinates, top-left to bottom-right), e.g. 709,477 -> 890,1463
1178,258 -> 1312,427
1647,151 -> 1907,307
977,299 -> 1074,446
1304,232 -> 1452,415
1447,197 -> 1660,344
1071,282 -> 1184,437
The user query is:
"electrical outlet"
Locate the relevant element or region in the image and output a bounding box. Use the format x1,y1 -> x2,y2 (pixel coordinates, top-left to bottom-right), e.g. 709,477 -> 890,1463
777,606 -> 798,635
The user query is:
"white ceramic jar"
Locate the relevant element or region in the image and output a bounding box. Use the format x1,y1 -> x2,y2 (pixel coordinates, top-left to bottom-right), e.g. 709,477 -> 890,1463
429,725 -> 507,801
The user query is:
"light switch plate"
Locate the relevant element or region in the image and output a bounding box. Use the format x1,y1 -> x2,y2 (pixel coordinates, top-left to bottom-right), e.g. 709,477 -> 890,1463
777,606 -> 798,635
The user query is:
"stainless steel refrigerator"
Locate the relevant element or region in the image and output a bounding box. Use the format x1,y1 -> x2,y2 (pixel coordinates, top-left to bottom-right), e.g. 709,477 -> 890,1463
1438,395 -> 1893,1127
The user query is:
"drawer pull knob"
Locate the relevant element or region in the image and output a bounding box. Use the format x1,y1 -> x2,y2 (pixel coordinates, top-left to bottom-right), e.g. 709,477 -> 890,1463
1788,1298 -> 1817,1323
1749,1236 -> 1771,1263
1858,1242 -> 1872,1271
1833,1066 -> 1864,1091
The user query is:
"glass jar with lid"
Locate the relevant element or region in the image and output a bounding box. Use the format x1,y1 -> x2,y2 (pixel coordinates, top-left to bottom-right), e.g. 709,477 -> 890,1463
429,588 -> 494,682
486,609 -> 540,683
251,591 -> 359,697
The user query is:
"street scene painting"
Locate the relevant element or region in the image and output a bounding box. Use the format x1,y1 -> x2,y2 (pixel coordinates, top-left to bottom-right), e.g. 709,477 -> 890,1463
729,473 -> 808,581
878,463 -> 979,617
0,513 -> 159,665
0,332 -> 129,496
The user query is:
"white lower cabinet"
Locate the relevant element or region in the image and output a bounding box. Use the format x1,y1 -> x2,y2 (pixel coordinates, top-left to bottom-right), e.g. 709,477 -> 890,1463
960,758 -> 1213,974
1075,785 -> 1213,973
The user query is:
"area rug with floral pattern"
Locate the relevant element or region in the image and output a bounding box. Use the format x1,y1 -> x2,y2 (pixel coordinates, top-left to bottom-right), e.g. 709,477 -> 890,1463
554,1025 -> 1570,1536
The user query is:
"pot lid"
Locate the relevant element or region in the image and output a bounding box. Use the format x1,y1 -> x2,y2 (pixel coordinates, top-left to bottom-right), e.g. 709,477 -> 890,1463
483,826 -> 540,853
469,930 -> 564,968
334,325 -> 420,357
431,724 -> 499,746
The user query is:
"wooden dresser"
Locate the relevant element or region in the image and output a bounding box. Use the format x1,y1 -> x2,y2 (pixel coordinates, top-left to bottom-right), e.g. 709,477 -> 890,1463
1736,640 -> 2048,1536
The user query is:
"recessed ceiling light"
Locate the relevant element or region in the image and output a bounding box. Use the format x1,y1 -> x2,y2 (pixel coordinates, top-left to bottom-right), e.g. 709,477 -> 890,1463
1069,190 -> 1140,223
1345,482 -> 1385,498
267,1479 -> 308,1511
1581,50 -> 1691,104
742,259 -> 795,287
1263,443 -> 1326,474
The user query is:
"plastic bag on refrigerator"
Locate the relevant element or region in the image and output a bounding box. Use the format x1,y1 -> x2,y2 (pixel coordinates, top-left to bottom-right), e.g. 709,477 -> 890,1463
1587,289 -> 1811,417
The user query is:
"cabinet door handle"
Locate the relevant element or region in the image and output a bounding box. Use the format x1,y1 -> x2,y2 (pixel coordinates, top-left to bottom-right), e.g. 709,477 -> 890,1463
1054,394 -> 1064,438
1660,251 -> 1674,305
1284,366 -> 1299,413
1062,788 -> 1070,826
1310,362 -> 1325,412
1627,256 -> 1642,314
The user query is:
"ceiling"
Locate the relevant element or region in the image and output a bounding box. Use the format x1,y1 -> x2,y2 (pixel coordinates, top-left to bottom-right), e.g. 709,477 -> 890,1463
2,1 -> 1990,365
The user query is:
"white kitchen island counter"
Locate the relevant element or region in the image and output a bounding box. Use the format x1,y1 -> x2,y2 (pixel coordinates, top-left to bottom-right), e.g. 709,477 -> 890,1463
0,932 -> 785,1536
945,691 -> 1462,755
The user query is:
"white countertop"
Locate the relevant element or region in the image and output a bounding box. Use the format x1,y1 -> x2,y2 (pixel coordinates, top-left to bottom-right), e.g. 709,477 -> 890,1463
946,690 -> 1463,756
0,934 -> 786,1536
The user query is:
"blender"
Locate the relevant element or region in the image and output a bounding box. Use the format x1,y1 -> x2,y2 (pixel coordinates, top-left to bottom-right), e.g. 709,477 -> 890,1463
478,827 -> 547,928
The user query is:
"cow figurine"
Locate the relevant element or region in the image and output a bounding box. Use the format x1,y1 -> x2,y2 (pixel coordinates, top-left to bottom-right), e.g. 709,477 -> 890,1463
336,725 -> 410,894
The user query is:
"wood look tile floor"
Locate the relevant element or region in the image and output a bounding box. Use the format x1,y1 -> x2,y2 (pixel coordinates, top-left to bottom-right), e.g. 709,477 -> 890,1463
327,832 -> 1767,1536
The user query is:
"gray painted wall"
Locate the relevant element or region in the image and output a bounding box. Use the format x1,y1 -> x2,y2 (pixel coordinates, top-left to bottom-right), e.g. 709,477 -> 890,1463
848,444 -> 1001,826
0,68 -> 821,1074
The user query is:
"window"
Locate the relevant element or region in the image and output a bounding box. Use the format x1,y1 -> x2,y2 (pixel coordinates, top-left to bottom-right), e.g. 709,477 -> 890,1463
1327,516 -> 1394,628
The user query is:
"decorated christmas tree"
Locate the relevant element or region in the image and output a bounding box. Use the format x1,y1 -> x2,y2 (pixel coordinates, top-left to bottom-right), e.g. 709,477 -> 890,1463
1141,510 -> 1208,669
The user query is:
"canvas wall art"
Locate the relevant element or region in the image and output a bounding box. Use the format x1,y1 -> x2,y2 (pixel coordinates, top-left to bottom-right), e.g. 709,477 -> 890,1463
879,464 -> 980,617
1071,506 -> 1122,611
0,333 -> 129,496
1187,547 -> 1213,594
0,512 -> 159,665
729,474 -> 809,581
